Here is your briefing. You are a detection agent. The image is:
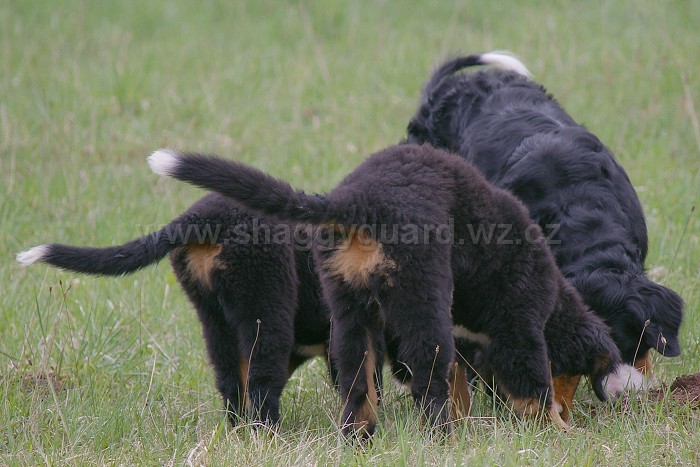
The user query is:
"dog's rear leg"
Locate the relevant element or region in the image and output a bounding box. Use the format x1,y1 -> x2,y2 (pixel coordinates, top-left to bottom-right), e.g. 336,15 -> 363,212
231,302 -> 295,427
331,299 -> 384,441
379,244 -> 455,433
384,288 -> 455,433
450,358 -> 472,420
192,300 -> 247,425
171,250 -> 248,425
392,320 -> 454,433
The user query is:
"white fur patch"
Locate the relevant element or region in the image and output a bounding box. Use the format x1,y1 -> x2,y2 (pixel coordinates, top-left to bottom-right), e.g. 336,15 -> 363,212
480,51 -> 532,78
553,400 -> 564,414
294,344 -> 325,358
148,148 -> 180,176
16,245 -> 50,265
452,325 -> 491,346
603,364 -> 648,396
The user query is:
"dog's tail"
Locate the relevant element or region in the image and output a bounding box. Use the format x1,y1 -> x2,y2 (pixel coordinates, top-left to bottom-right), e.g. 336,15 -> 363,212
407,52 -> 530,146
149,149 -> 353,227
16,215 -> 207,276
420,52 -> 531,100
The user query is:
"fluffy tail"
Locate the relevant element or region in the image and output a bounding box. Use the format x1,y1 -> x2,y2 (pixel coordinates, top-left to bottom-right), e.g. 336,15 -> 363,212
149,149 -> 351,226
17,219 -> 198,276
419,52 -> 530,103
407,51 -> 530,146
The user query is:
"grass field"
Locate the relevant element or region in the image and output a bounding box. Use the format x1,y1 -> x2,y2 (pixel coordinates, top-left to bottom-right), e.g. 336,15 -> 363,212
2,0 -> 699,464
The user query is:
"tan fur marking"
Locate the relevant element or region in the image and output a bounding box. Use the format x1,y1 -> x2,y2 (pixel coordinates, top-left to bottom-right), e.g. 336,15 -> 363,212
498,359 -> 571,429
547,405 -> 570,431
354,339 -> 379,434
634,350 -> 652,376
186,243 -> 222,288
324,231 -> 395,288
450,360 -> 471,419
510,396 -> 568,430
511,397 -> 541,417
552,374 -> 581,424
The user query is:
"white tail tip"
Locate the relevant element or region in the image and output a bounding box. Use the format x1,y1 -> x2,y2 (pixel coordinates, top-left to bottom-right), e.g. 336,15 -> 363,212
17,245 -> 50,265
148,149 -> 180,176
480,51 -> 532,78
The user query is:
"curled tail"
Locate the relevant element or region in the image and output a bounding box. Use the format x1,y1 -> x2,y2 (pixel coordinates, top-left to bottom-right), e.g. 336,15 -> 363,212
407,51 -> 530,146
149,149 -> 352,226
420,52 -> 530,103
17,218 -> 200,276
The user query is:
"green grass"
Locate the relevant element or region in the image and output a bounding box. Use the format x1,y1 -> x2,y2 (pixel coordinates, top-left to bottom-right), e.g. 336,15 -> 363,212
2,0 -> 699,464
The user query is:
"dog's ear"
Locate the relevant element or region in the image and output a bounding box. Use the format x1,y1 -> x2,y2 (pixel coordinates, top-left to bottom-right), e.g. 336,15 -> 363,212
587,321 -> 624,402
644,322 -> 680,357
638,278 -> 684,358
590,350 -> 617,402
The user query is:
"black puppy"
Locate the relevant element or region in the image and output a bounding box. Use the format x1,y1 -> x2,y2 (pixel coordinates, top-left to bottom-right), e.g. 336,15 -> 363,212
149,143 -> 622,436
18,193 -> 333,426
407,52 -> 684,377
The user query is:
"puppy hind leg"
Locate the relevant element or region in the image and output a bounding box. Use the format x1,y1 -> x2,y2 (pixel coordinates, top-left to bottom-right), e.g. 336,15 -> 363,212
387,298 -> 455,433
234,308 -> 294,426
450,359 -> 472,420
331,303 -> 383,440
401,331 -> 454,433
196,304 -> 247,425
451,340 -> 484,420
383,252 -> 455,434
171,251 -> 247,425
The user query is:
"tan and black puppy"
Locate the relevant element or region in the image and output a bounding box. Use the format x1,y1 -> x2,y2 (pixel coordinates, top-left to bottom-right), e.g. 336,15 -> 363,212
18,193 -> 334,427
149,143 -> 623,436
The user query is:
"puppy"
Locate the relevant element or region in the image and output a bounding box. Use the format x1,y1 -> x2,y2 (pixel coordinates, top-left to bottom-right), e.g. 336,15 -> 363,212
17,192 -> 334,426
407,52 -> 684,376
149,143 -> 622,436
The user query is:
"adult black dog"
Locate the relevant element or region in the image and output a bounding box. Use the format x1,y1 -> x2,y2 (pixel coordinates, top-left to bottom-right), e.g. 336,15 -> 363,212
407,53 -> 684,376
18,193 -> 333,426
149,143 -> 623,437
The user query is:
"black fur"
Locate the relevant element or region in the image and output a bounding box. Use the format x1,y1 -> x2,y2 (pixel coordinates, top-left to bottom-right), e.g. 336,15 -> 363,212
21,192 -> 333,426
156,143 -> 621,436
407,55 -> 684,367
